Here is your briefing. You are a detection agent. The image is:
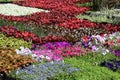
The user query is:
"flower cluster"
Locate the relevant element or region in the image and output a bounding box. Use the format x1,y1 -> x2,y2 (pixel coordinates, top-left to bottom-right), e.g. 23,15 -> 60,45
75,32 -> 120,55
15,46 -> 37,59
114,50 -> 120,57
13,0 -> 90,16
0,3 -> 49,16
42,25 -> 105,42
0,47 -> 35,73
58,19 -> 120,31
58,18 -> 96,29
0,26 -> 66,44
0,33 -> 31,49
100,59 -> 120,72
32,42 -> 88,61
14,61 -> 80,80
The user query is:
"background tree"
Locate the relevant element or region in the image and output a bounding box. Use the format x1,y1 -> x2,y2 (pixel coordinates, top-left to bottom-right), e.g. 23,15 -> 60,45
92,0 -> 120,11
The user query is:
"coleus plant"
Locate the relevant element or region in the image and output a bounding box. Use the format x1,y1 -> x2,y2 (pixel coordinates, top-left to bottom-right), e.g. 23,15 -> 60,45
0,47 -> 35,73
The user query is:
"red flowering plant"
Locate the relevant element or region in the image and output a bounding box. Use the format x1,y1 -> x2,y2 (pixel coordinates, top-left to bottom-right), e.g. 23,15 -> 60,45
58,19 -> 120,32
1,14 -> 120,32
13,0 -> 91,16
0,11 -> 73,25
0,26 -> 67,44
117,38 -> 120,43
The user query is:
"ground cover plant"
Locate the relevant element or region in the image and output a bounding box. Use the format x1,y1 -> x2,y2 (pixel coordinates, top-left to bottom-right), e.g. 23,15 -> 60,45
0,0 -> 120,80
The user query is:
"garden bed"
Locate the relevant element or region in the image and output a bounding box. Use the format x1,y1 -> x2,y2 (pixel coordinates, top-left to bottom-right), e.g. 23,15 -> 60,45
0,0 -> 120,80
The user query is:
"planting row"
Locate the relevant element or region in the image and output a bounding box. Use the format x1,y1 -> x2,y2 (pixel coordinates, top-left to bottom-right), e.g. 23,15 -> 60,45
0,11 -> 120,31
13,0 -> 90,16
0,26 -> 66,44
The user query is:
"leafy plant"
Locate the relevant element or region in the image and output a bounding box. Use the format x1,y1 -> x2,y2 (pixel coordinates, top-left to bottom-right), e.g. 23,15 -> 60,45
0,47 -> 35,73
0,33 -> 32,49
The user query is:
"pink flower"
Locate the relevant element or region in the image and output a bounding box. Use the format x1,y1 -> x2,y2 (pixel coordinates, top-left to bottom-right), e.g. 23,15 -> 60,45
53,55 -> 63,61
117,38 -> 120,43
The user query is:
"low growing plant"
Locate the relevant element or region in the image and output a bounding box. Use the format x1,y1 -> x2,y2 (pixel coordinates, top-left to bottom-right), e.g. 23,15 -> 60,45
0,33 -> 32,49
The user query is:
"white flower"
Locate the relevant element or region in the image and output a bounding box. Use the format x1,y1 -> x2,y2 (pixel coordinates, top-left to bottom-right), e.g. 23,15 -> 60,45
40,55 -> 45,59
96,35 -> 105,43
24,48 -> 32,53
20,46 -> 25,51
101,49 -> 109,55
106,49 -> 109,53
15,49 -> 20,54
102,52 -> 107,55
46,56 -> 50,60
92,35 -> 105,43
31,54 -> 37,58
0,3 -> 49,16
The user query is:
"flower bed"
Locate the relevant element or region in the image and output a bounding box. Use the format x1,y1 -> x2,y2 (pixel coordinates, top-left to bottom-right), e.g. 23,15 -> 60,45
0,0 -> 120,80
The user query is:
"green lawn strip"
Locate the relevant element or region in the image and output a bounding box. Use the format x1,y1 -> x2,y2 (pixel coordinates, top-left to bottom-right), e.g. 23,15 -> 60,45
60,53 -> 120,80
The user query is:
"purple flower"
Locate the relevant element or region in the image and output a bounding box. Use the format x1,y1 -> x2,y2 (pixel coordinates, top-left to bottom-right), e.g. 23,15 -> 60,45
114,50 -> 120,57
100,59 -> 120,71
82,42 -> 89,48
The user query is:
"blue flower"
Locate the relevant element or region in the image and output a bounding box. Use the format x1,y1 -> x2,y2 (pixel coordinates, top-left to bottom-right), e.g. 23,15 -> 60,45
15,61 -> 80,80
